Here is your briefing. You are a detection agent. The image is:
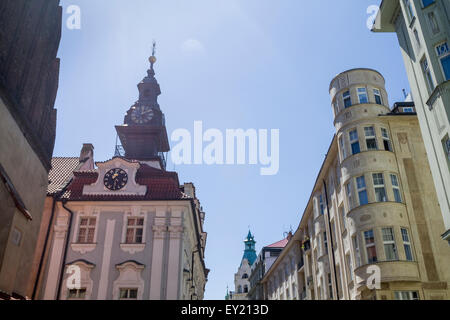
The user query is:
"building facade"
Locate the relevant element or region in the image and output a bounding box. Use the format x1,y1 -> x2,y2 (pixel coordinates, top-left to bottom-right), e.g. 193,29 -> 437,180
36,50 -> 209,300
263,68 -> 450,300
0,0 -> 62,299
248,236 -> 288,300
373,0 -> 450,244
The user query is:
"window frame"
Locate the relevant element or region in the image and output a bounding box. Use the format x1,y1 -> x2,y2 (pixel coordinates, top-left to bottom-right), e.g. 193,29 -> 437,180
373,88 -> 383,105
421,56 -> 435,93
381,128 -> 393,151
119,288 -> 138,300
401,228 -> 414,261
390,174 -> 403,203
125,217 -> 145,244
349,129 -> 361,155
394,291 -> 419,300
353,235 -> 361,268
382,227 -> 398,261
357,87 -> 369,104
436,42 -> 450,81
67,288 -> 87,300
346,181 -> 354,211
373,173 -> 388,202
363,229 -> 378,264
364,126 -> 378,151
77,217 -> 97,244
356,175 -> 369,206
343,90 -> 352,108
421,0 -> 435,8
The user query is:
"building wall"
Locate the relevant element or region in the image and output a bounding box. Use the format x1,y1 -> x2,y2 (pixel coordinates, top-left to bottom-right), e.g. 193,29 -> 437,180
263,69 -> 450,300
0,0 -> 62,299
0,98 -> 49,298
40,200 -> 206,300
375,0 -> 450,242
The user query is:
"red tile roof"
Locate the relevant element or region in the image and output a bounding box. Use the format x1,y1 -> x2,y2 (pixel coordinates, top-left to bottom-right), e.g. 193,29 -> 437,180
265,238 -> 289,248
47,157 -> 81,195
62,163 -> 183,201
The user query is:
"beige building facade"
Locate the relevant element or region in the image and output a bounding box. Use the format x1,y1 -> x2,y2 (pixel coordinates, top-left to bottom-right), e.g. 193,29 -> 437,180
373,0 -> 450,243
262,69 -> 450,300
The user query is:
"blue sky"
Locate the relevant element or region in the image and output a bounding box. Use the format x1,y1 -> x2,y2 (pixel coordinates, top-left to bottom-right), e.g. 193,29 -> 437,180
56,0 -> 410,299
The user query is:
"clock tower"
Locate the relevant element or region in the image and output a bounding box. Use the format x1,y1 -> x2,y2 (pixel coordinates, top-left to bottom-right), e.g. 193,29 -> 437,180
115,42 -> 170,168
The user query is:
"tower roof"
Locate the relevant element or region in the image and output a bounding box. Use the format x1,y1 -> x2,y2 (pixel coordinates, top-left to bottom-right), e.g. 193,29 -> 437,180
241,230 -> 257,266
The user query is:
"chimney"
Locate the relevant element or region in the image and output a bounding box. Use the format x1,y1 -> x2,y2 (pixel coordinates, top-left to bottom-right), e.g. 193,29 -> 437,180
77,143 -> 94,171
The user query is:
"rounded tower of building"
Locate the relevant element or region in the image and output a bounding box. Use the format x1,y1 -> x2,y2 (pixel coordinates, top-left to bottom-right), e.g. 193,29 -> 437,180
329,69 -> 419,299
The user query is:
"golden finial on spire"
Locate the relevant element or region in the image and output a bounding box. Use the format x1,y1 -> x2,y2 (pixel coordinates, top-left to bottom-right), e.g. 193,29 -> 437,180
149,40 -> 157,65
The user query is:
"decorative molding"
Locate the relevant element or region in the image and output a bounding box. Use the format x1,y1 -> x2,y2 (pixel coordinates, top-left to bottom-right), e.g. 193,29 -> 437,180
113,261 -> 145,300
70,243 -> 97,254
152,225 -> 167,239
82,157 -> 147,196
120,243 -> 146,254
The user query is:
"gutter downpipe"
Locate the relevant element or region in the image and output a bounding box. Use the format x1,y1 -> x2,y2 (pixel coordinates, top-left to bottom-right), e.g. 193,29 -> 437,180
56,199 -> 75,300
32,179 -> 72,300
323,179 -> 340,300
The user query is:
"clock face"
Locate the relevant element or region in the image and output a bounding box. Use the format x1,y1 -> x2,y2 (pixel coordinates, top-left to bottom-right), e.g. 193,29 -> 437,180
104,168 -> 128,191
130,105 -> 154,124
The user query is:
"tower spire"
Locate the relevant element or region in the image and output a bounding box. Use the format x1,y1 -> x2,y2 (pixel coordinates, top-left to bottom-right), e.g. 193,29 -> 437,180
148,40 -> 157,78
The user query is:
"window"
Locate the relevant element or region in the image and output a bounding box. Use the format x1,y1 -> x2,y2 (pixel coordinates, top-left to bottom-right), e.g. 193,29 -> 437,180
394,291 -> 419,300
422,0 -> 435,7
443,136 -> 450,167
401,228 -> 414,261
436,42 -> 450,81
381,128 -> 393,151
319,194 -> 325,215
244,285 -> 249,293
357,88 -> 368,104
119,288 -> 138,300
242,273 -> 249,279
413,29 -> 420,48
382,227 -> 398,261
428,11 -> 440,34
346,254 -> 353,281
421,57 -> 435,93
373,173 -> 387,202
349,129 -> 360,155
68,288 -> 86,300
340,206 -> 346,230
353,236 -> 361,267
343,90 -> 352,108
403,107 -> 414,113
339,135 -> 347,160
126,218 -> 144,244
390,174 -> 402,203
328,273 -> 333,299
346,182 -> 353,211
356,176 -> 368,206
238,285 -> 242,294
364,230 -> 377,263
323,232 -> 328,255
77,217 -> 96,243
373,88 -> 382,105
404,0 -> 415,22
364,126 -> 378,151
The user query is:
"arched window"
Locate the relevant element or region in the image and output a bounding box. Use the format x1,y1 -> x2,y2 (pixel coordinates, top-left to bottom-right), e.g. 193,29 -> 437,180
244,285 -> 249,293
242,273 -> 248,279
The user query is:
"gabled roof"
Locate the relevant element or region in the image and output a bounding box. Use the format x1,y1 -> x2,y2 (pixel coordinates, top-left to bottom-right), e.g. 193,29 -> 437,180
47,157 -> 81,195
265,238 -> 289,248
62,162 -> 183,201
